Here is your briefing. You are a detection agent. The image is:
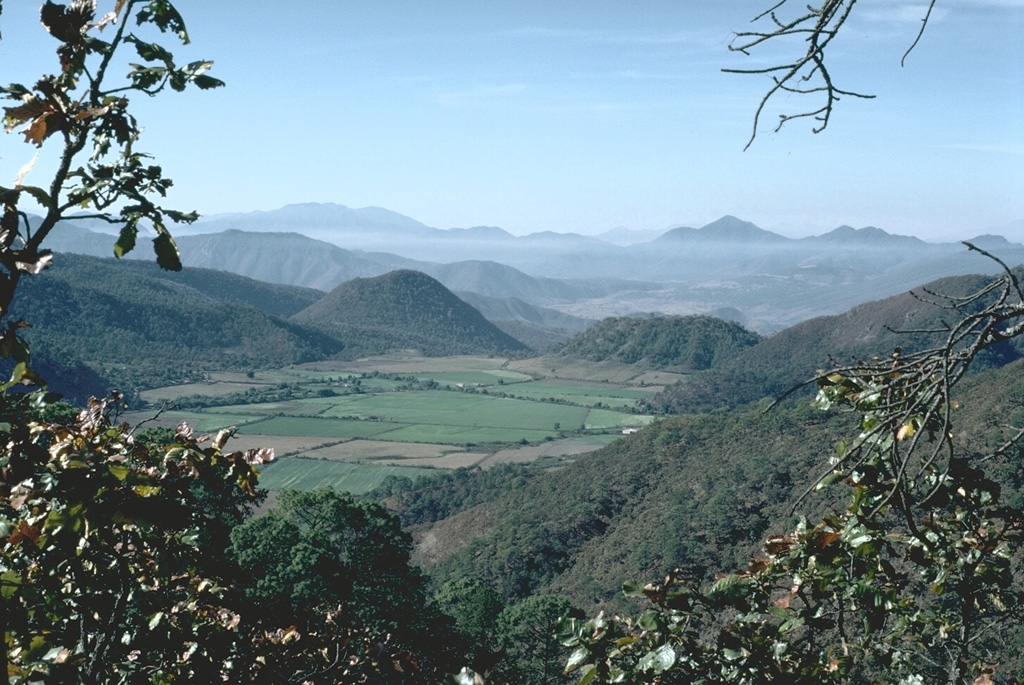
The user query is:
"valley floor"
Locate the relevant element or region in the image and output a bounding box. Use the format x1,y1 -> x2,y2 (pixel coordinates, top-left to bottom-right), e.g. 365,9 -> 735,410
125,355 -> 658,494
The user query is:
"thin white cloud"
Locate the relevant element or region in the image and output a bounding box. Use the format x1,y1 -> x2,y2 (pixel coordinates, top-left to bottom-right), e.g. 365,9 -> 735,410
434,83 -> 529,107
501,26 -> 712,47
954,0 -> 1024,7
942,141 -> 1024,155
528,101 -> 652,113
572,69 -> 694,81
859,3 -> 951,23
859,0 -> 1024,22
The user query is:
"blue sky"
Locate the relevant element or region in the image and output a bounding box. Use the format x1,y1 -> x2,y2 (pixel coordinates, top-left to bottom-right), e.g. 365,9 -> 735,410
1,1 -> 1022,240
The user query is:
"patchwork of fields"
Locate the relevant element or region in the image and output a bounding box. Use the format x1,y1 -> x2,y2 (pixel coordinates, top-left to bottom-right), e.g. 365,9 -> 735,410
131,356 -> 657,493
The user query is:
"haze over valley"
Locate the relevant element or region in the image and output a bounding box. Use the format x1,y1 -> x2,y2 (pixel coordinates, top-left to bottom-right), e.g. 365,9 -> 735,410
47,203 -> 1024,335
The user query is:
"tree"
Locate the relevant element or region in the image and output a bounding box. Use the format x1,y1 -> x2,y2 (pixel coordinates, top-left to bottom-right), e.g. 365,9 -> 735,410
434,577 -> 505,657
228,488 -> 467,683
1,0 -> 225,316
0,3 -> 280,682
495,595 -> 577,685
561,247 -> 1024,682
0,398 -> 271,682
725,0 -> 938,149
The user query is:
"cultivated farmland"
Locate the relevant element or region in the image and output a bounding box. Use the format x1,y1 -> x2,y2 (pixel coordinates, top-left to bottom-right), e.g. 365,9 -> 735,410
128,355 -> 656,494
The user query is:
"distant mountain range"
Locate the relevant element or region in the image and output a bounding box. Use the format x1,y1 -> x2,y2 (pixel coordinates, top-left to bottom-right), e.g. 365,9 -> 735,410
42,204 -> 1024,332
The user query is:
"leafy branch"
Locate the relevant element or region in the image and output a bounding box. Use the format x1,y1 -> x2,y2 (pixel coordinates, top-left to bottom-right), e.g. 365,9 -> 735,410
0,0 -> 225,330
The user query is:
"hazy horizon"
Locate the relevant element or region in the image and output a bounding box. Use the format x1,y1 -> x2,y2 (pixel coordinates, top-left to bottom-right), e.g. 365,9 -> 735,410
2,1 -> 1022,242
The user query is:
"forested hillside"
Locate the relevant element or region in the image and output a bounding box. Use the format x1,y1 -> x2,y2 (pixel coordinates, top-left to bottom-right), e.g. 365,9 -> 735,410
292,270 -> 531,357
548,315 -> 761,371
10,254 -> 344,395
649,271 -> 1024,413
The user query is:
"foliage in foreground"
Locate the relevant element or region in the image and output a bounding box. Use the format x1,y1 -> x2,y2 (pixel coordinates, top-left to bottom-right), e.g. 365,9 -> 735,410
0,394 -> 270,681
562,251 -> 1024,683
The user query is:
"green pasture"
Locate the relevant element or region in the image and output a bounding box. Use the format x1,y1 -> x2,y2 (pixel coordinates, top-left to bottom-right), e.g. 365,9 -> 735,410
380,424 -> 557,445
205,401 -> 328,417
498,382 -> 654,409
317,391 -> 589,430
584,409 -> 655,430
305,356 -> 512,374
238,417 -> 404,440
141,359 -> 657,470
257,457 -> 436,494
126,411 -> 264,433
411,370 -> 533,386
275,372 -> 405,391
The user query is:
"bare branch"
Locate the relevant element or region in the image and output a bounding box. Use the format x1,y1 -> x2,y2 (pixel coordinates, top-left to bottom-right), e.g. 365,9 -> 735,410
728,0 -> 937,148
902,0 -> 938,67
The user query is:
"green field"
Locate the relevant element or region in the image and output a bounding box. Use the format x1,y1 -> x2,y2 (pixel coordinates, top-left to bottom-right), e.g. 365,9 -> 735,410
257,458 -> 437,493
496,382 -> 654,409
409,370 -> 533,386
318,392 -> 589,430
239,417 -> 405,439
140,356 -> 657,492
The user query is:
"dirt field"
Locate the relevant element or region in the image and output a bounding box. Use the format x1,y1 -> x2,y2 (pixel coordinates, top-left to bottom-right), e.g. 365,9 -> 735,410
294,355 -> 510,375
217,434 -> 343,458
474,435 -> 621,468
301,439 -> 469,462
140,381 -> 270,403
508,356 -> 686,386
371,453 -> 488,468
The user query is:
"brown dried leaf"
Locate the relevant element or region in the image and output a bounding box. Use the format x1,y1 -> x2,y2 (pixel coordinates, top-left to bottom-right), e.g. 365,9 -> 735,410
72,104 -> 111,120
24,113 -> 53,146
13,153 -> 39,188
809,530 -> 841,552
8,521 -> 40,547
95,10 -> 118,30
746,556 -> 771,575
765,535 -> 793,555
212,427 -> 235,451
174,421 -> 193,441
973,667 -> 995,685
3,99 -> 48,129
244,447 -> 274,465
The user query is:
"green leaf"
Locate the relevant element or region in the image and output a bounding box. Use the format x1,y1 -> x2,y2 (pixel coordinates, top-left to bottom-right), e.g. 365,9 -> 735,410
637,610 -> 660,632
1,570 -> 22,600
622,579 -> 644,597
3,361 -> 26,389
114,223 -> 138,258
192,74 -> 225,90
153,232 -> 181,271
638,643 -> 675,674
565,647 -> 589,673
576,665 -> 598,685
108,464 -> 130,481
18,185 -> 52,208
130,37 -> 174,65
